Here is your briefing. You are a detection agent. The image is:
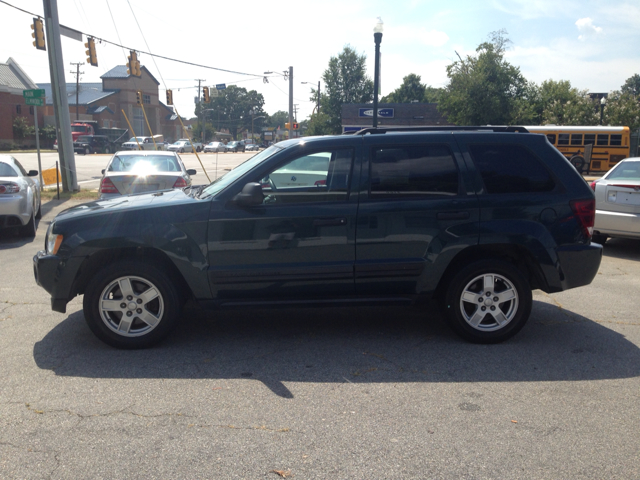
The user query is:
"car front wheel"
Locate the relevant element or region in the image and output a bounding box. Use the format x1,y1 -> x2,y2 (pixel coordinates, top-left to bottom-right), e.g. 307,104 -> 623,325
443,260 -> 532,344
83,261 -> 183,349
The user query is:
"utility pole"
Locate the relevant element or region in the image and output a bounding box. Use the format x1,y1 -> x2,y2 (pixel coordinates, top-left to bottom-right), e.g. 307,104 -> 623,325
288,66 -> 293,139
43,0 -> 78,192
195,79 -> 206,142
69,62 -> 84,120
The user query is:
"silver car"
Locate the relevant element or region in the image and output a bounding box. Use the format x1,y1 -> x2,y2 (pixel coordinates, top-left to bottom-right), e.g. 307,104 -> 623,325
204,141 -> 225,153
592,157 -> 640,244
98,151 -> 196,200
0,155 -> 41,237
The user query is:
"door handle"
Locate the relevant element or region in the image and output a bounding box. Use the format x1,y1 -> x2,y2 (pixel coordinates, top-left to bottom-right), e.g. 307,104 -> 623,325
313,217 -> 347,227
436,211 -> 470,220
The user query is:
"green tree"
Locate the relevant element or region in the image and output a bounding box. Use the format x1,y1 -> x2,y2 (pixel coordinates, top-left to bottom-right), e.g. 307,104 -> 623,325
266,110 -> 289,129
195,86 -> 265,140
12,116 -> 34,139
621,74 -> 640,96
604,90 -> 640,130
438,30 -> 531,125
303,112 -> 335,136
381,74 -> 427,103
319,45 -> 374,134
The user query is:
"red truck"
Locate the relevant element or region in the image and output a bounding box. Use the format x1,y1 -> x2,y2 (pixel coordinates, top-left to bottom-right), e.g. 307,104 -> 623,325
54,121 -> 128,150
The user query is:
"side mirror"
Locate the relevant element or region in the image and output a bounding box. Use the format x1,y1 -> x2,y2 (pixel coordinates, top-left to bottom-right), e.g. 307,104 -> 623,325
233,182 -> 264,207
28,170 -> 38,177
186,169 -> 197,175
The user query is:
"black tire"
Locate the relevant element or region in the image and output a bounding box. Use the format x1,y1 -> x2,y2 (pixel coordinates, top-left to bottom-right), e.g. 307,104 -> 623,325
570,155 -> 585,173
443,259 -> 532,344
179,148 -> 184,153
20,212 -> 36,237
592,233 -> 608,244
35,199 -> 42,219
83,261 -> 183,349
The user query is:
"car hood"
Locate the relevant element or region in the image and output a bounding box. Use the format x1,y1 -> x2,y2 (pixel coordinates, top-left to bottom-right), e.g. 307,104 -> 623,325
54,188 -> 200,224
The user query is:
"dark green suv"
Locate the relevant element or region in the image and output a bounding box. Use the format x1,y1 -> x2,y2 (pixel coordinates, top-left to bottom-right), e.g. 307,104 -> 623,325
33,127 -> 602,348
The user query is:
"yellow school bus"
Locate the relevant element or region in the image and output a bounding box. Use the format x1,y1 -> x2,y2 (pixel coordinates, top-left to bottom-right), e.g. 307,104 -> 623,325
525,126 -> 631,173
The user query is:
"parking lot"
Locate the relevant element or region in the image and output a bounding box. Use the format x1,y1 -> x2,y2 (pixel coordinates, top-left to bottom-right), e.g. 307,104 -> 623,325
1,152 -> 640,478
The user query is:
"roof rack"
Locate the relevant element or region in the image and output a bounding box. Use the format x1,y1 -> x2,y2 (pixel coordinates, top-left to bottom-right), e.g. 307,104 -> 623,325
344,126 -> 530,135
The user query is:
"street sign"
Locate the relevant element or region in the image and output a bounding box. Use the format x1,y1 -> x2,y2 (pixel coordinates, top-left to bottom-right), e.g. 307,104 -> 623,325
215,84 -> 226,90
23,89 -> 45,99
25,97 -> 44,106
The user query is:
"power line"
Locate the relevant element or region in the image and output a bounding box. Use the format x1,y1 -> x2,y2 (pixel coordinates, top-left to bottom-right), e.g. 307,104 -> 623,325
0,0 -> 265,79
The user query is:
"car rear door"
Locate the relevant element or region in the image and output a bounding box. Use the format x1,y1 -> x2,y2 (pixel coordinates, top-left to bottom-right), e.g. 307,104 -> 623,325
355,133 -> 480,296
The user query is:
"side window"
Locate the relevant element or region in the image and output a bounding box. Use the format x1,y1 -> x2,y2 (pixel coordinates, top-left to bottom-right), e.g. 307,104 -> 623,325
610,134 -> 622,146
0,162 -> 18,177
370,144 -> 459,198
259,149 -> 353,204
597,134 -> 609,146
467,144 -> 555,194
571,134 -> 583,146
558,134 -> 570,145
584,134 -> 596,145
545,134 -> 556,144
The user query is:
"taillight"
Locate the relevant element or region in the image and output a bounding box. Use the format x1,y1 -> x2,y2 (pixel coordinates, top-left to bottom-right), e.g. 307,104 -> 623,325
314,179 -> 327,186
570,198 -> 595,238
173,177 -> 188,188
0,182 -> 20,194
589,181 -> 597,191
99,177 -> 119,194
610,184 -> 640,189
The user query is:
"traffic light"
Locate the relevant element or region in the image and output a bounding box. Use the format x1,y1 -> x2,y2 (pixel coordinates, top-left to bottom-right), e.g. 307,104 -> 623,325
31,18 -> 45,51
85,37 -> 97,66
166,89 -> 173,105
293,122 -> 299,130
202,87 -> 210,103
136,91 -> 142,105
127,50 -> 141,77
285,122 -> 291,129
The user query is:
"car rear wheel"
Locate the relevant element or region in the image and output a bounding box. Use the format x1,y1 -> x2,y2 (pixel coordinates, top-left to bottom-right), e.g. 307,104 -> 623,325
20,212 -> 36,237
592,233 -> 608,244
35,198 -> 42,219
443,260 -> 532,344
83,261 -> 183,349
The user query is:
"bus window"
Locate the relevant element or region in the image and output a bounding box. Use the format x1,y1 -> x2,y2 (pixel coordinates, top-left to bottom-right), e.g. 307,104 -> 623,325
584,134 -> 596,145
558,134 -> 570,145
545,134 -> 556,144
571,134 -> 583,145
597,134 -> 609,146
610,134 -> 622,146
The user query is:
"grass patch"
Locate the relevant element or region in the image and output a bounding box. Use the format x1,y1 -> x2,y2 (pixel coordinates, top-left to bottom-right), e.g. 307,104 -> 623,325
41,188 -> 99,201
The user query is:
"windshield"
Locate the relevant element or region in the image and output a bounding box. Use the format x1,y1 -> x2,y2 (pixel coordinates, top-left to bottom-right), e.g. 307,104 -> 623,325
126,137 -> 145,142
199,145 -> 283,198
108,155 -> 182,173
606,160 -> 640,180
77,136 -> 91,142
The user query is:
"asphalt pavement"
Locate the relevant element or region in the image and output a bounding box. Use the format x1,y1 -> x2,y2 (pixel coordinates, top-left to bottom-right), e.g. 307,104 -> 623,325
1,180 -> 639,479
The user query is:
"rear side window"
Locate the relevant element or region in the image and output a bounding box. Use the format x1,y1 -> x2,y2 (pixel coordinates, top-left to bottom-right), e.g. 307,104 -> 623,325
467,144 -> 555,194
0,162 -> 18,177
571,134 -> 583,145
370,144 -> 459,198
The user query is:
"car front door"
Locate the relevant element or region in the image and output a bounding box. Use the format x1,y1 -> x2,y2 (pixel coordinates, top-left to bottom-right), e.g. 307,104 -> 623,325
206,140 -> 361,301
355,134 -> 480,296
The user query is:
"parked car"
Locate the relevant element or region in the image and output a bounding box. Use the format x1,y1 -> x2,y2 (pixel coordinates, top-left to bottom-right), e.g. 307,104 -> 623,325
98,151 -> 197,200
591,157 -> 640,244
0,155 -> 41,237
245,143 -> 260,151
73,135 -> 113,155
33,126 -> 602,349
224,141 -> 244,153
167,139 -> 202,153
121,136 -> 165,151
204,141 -> 225,153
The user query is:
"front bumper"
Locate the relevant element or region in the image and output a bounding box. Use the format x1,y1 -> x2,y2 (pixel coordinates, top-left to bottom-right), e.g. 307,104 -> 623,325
33,250 -> 84,313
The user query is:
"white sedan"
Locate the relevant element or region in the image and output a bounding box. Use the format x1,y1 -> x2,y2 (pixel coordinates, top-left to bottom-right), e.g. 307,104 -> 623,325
591,157 -> 640,244
0,155 -> 41,237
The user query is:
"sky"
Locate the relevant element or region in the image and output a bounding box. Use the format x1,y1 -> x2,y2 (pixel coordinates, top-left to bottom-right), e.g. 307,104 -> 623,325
2,0 -> 639,122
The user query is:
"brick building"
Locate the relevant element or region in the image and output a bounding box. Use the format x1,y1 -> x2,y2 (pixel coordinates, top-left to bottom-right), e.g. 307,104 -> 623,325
0,57 -> 42,146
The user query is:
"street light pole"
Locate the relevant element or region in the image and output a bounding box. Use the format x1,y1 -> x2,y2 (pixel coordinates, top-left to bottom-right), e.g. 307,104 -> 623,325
373,17 -> 384,128
302,81 -> 321,114
600,96 -> 607,125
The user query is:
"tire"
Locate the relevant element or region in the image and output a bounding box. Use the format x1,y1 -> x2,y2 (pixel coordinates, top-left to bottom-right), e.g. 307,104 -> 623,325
20,212 -> 36,237
85,147 -> 91,155
570,155 -> 585,173
35,198 -> 42,219
179,148 -> 184,153
592,233 -> 608,244
83,261 -> 183,349
443,259 -> 532,344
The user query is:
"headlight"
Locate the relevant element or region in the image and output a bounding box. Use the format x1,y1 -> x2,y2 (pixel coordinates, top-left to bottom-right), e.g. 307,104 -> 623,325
45,223 -> 63,255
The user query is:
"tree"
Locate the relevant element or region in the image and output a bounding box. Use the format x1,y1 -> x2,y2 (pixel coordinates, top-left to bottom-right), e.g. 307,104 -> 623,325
195,86 -> 265,140
381,74 -> 426,103
438,30 -> 531,125
621,74 -> 640,96
303,112 -> 334,136
12,116 -> 34,140
319,45 -> 374,134
266,110 -> 289,129
604,90 -> 640,130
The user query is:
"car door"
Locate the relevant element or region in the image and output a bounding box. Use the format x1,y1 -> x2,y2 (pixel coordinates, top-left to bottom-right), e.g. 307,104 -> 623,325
355,134 -> 480,295
206,139 -> 361,301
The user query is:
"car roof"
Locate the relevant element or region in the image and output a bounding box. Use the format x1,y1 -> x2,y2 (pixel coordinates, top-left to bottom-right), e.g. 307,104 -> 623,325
0,155 -> 17,164
112,150 -> 178,157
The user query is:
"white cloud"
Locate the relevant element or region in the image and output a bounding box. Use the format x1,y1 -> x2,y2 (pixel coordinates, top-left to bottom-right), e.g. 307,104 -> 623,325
575,17 -> 603,41
389,26 -> 450,47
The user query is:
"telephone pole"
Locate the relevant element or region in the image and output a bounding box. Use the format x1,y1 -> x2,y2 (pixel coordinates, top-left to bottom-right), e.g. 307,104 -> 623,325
288,67 -> 293,139
69,62 -> 84,120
